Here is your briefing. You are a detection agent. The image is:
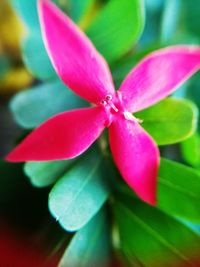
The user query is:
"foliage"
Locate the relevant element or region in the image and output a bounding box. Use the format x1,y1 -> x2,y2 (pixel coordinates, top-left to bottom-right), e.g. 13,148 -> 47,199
2,0 -> 200,266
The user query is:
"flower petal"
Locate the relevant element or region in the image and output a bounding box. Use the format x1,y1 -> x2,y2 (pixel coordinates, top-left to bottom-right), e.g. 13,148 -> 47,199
6,107 -> 106,162
38,0 -> 115,104
119,46 -> 200,112
109,117 -> 160,205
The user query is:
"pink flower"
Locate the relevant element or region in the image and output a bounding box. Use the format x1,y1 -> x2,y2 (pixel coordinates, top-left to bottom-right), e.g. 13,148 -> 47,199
6,0 -> 200,205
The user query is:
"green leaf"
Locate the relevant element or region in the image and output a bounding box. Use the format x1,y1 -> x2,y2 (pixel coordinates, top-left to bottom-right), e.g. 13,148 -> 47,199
49,151 -> 109,231
181,133 -> 200,167
117,157 -> 200,224
53,0 -> 69,12
22,34 -> 57,80
139,0 -> 162,46
172,84 -> 187,99
114,196 -> 200,266
160,0 -> 180,42
181,0 -> 200,37
112,55 -> 138,88
10,0 -> 40,31
86,0 -> 145,63
186,72 -> 200,111
135,98 -> 198,145
69,0 -> 95,23
10,80 -> 87,129
24,159 -> 75,188
158,158 -> 200,223
144,0 -> 163,12
59,208 -> 110,267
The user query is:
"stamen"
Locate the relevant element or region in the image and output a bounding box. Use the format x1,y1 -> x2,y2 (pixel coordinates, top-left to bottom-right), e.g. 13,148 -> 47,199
106,95 -> 112,101
136,118 -> 144,123
101,95 -> 119,112
101,100 -> 107,106
109,102 -> 119,112
124,111 -> 143,123
105,94 -> 119,112
124,111 -> 134,121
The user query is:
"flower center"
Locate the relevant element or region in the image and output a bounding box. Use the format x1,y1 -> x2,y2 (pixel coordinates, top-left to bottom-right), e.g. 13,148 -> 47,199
100,93 -> 143,127
100,94 -> 119,113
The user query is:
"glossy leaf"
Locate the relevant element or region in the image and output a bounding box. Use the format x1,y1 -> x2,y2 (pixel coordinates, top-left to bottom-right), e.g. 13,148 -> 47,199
114,196 -> 200,267
48,151 -> 109,231
172,84 -> 187,99
24,159 -> 75,187
181,133 -> 200,167
181,0 -> 200,36
69,0 -> 95,23
186,72 -> 200,111
86,0 -> 145,63
135,98 -> 198,145
158,158 -> 200,223
144,0 -> 163,12
22,34 -> 57,80
118,157 -> 200,224
10,80 -> 88,129
112,54 -> 138,88
139,0 -> 162,46
160,0 -> 180,42
59,209 -> 110,267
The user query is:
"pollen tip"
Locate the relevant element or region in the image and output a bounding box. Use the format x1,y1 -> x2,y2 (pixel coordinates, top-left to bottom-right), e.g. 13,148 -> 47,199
137,118 -> 144,124
105,94 -> 112,101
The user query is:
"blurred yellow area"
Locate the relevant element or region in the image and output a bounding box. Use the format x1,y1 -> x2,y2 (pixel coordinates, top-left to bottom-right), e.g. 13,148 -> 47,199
0,67 -> 32,93
0,0 -> 23,57
0,0 -> 33,95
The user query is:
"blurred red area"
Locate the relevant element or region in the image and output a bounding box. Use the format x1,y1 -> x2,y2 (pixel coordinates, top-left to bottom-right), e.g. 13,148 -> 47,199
0,223 -> 59,267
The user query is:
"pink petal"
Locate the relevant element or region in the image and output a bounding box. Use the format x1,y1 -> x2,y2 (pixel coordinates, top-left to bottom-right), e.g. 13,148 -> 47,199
119,46 -> 200,112
109,117 -> 160,205
6,107 -> 106,162
38,0 -> 115,104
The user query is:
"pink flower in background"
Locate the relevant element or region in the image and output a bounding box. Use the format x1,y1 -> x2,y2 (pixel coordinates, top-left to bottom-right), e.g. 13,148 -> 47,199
6,0 -> 200,205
